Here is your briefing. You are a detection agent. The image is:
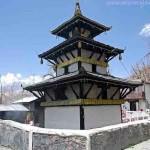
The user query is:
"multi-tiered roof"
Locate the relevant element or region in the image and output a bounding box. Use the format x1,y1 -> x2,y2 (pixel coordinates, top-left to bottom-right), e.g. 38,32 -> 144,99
39,2 -> 123,65
24,2 -> 140,106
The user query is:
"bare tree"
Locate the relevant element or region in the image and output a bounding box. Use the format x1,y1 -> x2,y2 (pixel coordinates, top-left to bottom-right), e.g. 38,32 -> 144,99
43,61 -> 56,79
131,49 -> 150,82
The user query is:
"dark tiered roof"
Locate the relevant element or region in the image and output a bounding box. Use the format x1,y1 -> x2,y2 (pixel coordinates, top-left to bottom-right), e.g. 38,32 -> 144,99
51,2 -> 111,39
24,69 -> 141,91
51,15 -> 111,39
39,36 -> 124,61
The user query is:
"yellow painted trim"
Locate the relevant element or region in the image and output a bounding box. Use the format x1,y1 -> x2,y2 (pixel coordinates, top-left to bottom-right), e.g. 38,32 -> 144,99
40,99 -> 125,107
55,57 -> 108,68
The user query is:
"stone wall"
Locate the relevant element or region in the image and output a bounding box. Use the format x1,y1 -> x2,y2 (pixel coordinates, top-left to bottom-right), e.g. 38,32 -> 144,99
0,120 -> 88,150
0,121 -> 29,150
0,119 -> 150,150
89,120 -> 150,150
32,133 -> 87,150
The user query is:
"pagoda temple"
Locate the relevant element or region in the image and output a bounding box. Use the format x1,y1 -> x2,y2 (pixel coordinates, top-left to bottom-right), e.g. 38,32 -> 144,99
24,2 -> 141,130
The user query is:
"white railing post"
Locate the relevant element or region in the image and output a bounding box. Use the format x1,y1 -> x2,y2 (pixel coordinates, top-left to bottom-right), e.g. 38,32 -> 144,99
29,130 -> 33,150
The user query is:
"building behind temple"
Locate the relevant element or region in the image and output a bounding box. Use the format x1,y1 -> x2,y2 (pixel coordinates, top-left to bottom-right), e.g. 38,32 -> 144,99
24,2 -> 141,130
125,81 -> 150,111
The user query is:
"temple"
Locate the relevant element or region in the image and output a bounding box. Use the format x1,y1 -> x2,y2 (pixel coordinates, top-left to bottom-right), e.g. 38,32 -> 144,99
24,2 -> 141,130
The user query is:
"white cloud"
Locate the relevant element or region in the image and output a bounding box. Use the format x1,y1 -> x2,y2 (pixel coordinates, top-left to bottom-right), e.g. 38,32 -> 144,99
21,75 -> 43,85
0,73 -> 43,86
139,24 -> 150,37
1,73 -> 19,84
16,73 -> 22,78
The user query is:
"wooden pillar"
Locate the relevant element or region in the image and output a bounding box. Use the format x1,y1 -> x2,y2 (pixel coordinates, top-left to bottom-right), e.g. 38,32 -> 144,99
80,81 -> 85,129
80,105 -> 85,130
42,107 -> 45,128
80,82 -> 84,98
78,47 -> 81,70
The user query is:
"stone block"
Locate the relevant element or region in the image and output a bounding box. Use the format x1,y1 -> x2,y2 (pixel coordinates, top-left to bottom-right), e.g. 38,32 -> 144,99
32,133 -> 87,150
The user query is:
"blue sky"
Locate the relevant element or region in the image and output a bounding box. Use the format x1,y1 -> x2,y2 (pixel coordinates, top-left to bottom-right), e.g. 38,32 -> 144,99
0,0 -> 150,82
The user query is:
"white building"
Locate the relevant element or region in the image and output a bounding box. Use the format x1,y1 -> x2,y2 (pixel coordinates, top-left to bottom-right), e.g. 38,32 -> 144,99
124,81 -> 150,111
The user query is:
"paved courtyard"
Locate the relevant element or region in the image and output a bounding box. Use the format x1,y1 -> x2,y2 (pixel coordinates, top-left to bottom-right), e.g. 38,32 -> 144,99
125,139 -> 150,150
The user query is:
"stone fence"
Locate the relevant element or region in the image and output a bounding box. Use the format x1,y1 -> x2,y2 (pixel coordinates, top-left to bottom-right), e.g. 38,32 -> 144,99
0,119 -> 150,150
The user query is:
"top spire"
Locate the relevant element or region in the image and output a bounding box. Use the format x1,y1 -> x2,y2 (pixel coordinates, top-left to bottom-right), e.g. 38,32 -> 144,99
74,0 -> 82,16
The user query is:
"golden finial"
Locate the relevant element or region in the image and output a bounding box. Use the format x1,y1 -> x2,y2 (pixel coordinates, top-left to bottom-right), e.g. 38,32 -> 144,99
74,0 -> 82,16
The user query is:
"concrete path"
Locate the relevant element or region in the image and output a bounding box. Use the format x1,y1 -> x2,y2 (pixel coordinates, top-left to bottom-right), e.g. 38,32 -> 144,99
0,146 -> 12,150
125,139 -> 150,150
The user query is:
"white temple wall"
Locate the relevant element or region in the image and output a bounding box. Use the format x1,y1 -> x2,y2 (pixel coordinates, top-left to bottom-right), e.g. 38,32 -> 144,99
92,53 -> 105,61
65,52 -> 72,59
84,105 -> 121,129
56,50 -> 78,75
71,49 -> 78,57
45,106 -> 80,129
81,49 -> 106,62
57,68 -> 64,76
56,49 -> 107,75
107,87 -> 120,99
45,89 -> 55,101
56,50 -> 78,63
92,53 -> 98,60
81,63 -> 92,72
80,49 -> 107,74
60,50 -> 77,61
84,84 -> 100,99
57,63 -> 107,75
61,54 -> 68,62
56,57 -> 62,64
65,84 -> 80,99
96,66 -> 107,74
68,62 -> 78,72
45,84 -> 80,101
98,54 -> 106,61
81,49 -> 91,58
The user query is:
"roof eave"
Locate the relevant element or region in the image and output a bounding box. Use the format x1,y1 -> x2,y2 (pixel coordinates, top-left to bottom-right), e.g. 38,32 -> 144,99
38,36 -> 124,59
51,15 -> 111,35
24,73 -> 142,92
